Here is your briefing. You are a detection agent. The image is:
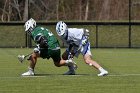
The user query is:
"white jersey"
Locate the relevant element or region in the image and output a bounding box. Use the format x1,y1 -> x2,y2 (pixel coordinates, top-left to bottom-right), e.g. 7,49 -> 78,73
65,28 -> 84,46
62,28 -> 92,57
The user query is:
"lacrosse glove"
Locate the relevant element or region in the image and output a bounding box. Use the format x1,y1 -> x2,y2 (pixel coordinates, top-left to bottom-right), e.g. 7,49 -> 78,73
34,47 -> 40,53
84,29 -> 89,36
34,34 -> 48,48
81,36 -> 88,46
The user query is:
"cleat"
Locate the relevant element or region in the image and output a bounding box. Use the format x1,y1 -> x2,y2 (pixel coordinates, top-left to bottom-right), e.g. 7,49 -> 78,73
64,59 -> 77,75
98,70 -> 108,76
22,70 -> 34,76
63,70 -> 75,75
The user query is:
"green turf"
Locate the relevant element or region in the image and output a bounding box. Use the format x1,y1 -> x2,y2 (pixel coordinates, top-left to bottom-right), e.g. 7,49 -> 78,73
0,48 -> 140,93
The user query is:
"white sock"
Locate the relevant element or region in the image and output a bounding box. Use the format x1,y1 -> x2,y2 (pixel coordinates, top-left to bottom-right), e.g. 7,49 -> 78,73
28,67 -> 34,72
98,67 -> 105,72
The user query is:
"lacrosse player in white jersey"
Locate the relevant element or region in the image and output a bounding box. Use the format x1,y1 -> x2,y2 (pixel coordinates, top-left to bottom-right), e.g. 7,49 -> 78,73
56,21 -> 108,76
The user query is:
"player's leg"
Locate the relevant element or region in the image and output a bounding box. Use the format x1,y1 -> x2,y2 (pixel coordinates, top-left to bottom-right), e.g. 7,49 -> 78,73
61,50 -> 76,75
22,52 -> 40,76
51,49 -> 75,75
53,58 -> 74,67
83,54 -> 108,76
51,49 -> 73,66
81,43 -> 108,76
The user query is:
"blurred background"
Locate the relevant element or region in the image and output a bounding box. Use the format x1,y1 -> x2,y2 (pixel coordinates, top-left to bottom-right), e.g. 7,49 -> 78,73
1,0 -> 140,21
0,0 -> 140,48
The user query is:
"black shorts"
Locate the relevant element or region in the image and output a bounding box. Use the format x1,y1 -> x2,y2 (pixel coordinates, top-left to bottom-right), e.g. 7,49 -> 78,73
40,48 -> 61,62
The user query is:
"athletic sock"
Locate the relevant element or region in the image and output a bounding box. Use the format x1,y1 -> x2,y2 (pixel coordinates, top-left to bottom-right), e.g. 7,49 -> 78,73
28,67 -> 34,72
98,67 -> 106,72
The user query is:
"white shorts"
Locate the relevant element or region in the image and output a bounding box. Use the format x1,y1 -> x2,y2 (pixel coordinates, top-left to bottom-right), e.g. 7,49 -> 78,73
74,42 -> 92,57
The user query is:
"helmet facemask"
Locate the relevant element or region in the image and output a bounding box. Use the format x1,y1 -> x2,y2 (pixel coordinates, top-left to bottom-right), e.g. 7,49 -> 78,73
24,18 -> 36,35
61,29 -> 68,39
26,27 -> 34,35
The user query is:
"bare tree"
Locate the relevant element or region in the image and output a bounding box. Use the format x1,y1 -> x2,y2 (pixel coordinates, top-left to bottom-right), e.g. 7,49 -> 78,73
98,0 -> 110,20
78,0 -> 82,20
0,0 -> 133,21
61,0 -> 66,19
84,0 -> 89,20
56,0 -> 59,20
8,0 -> 12,21
1,0 -> 8,21
11,0 -> 22,20
23,0 -> 28,21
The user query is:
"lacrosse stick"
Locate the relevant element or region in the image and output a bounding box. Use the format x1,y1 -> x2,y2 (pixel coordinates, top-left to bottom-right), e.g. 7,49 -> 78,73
68,45 -> 82,70
67,53 -> 77,70
17,53 -> 32,63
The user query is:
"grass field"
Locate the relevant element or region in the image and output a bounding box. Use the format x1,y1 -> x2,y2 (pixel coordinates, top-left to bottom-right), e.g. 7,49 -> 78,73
0,48 -> 140,93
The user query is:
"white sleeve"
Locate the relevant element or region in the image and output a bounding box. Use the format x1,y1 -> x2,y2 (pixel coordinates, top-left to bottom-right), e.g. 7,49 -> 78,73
67,28 -> 84,46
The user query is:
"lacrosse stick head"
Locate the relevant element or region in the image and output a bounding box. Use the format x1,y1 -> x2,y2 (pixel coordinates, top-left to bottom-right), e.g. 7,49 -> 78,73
17,55 -> 25,63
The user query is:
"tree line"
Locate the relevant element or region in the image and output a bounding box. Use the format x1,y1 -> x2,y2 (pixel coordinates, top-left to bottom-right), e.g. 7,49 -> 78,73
0,0 -> 139,22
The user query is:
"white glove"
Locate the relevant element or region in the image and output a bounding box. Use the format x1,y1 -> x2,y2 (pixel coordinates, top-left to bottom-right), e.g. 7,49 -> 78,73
34,48 -> 40,54
82,38 -> 88,45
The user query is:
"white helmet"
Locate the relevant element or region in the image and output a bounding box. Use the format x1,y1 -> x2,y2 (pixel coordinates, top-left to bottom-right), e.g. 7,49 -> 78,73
56,21 -> 68,36
24,18 -> 36,32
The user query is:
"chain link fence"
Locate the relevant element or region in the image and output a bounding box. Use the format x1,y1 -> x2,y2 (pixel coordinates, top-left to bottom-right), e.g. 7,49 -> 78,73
0,22 -> 140,48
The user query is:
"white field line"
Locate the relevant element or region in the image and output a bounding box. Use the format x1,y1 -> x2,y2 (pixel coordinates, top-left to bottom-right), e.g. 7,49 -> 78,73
0,74 -> 140,78
108,74 -> 140,77
23,74 -> 140,77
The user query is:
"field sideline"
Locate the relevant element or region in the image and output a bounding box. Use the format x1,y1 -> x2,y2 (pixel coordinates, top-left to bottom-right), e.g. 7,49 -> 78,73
0,48 -> 140,93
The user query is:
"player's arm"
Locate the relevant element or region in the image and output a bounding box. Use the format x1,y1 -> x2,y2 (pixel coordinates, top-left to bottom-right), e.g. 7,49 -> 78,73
81,29 -> 89,46
34,34 -> 48,48
67,44 -> 73,52
62,44 -> 74,60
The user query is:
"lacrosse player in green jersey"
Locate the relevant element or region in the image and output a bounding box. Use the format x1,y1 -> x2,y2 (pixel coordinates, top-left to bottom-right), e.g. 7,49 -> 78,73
21,18 -> 74,76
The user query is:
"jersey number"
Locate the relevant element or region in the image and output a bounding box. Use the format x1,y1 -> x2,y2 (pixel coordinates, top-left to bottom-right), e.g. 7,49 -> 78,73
48,32 -> 53,36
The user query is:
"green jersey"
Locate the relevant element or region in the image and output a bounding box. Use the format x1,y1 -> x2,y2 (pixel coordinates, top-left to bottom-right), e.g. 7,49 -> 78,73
31,26 -> 60,50
30,26 -> 61,59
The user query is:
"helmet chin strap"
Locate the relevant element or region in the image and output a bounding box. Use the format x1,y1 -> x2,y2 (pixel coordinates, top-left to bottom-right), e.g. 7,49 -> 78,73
62,29 -> 68,40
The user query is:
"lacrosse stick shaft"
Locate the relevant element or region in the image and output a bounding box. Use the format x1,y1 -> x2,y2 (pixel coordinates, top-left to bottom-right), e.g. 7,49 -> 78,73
73,45 -> 82,57
18,52 -> 32,63
67,46 -> 82,70
24,53 -> 32,58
